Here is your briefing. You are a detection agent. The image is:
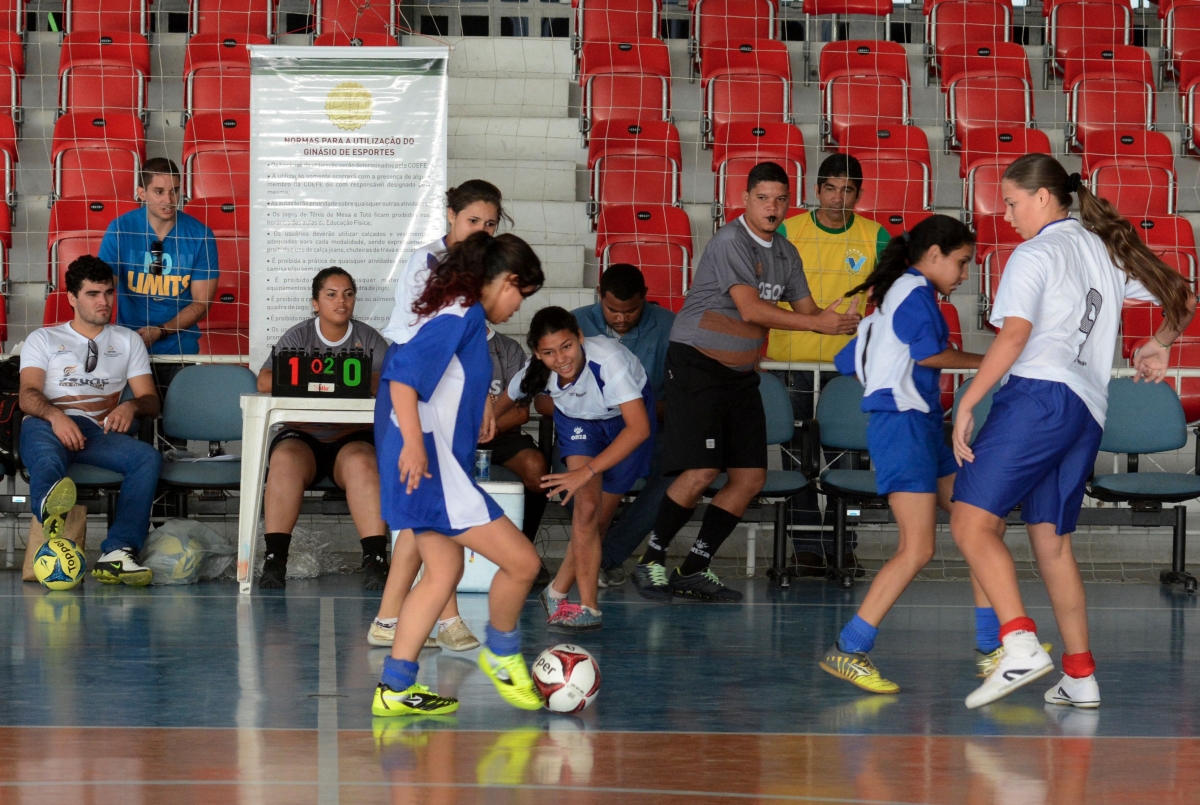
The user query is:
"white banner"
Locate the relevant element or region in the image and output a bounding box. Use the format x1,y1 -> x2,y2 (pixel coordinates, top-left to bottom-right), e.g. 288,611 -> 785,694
248,46 -> 449,370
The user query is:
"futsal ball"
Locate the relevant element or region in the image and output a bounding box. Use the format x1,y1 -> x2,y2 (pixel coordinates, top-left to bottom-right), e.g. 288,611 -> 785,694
531,644 -> 600,714
32,537 -> 86,591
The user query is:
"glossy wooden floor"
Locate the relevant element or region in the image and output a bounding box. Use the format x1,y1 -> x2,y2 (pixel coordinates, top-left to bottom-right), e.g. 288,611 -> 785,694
2,572 -> 1198,803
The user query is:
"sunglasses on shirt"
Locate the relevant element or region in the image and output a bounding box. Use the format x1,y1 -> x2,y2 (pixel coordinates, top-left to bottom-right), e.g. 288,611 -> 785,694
86,339 -> 98,373
149,240 -> 164,275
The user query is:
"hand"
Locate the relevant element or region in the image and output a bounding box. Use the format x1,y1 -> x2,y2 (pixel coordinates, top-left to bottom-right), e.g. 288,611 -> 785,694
539,465 -> 597,505
51,412 -> 86,451
479,397 -> 496,444
102,401 -> 135,434
137,326 -> 161,348
952,406 -> 975,467
812,297 -> 861,336
1132,339 -> 1170,383
398,441 -> 431,494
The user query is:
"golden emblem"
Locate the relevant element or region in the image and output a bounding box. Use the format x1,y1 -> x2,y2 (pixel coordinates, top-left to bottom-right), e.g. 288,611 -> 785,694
325,81 -> 373,131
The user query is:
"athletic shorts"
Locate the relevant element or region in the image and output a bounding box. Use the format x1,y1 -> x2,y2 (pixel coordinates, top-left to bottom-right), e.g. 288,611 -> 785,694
953,376 -> 1103,536
269,428 -> 375,486
478,428 -> 540,466
555,391 -> 656,496
868,408 -> 957,496
660,342 -> 767,474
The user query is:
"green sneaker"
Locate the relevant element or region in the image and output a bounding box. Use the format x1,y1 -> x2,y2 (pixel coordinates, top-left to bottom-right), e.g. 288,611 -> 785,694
477,648 -> 543,710
39,477 -> 76,540
371,682 -> 459,717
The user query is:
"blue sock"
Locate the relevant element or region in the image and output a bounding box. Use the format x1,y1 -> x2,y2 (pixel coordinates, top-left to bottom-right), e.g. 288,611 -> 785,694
380,657 -> 418,691
485,622 -> 521,656
975,607 -> 1001,653
837,615 -> 878,654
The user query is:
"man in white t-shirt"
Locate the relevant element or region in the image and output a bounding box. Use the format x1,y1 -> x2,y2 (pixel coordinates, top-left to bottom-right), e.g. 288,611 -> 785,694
19,255 -> 163,586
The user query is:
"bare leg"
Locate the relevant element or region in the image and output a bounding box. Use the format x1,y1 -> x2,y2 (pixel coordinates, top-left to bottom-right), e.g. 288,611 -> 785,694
552,490 -> 625,597
856,491 -> 937,627
710,467 -> 767,518
552,456 -> 605,611
951,502 -> 1026,623
390,532 -> 465,663
454,516 -> 541,632
263,439 -> 317,535
375,528 -> 460,623
937,476 -> 992,608
332,441 -> 389,539
1027,523 -> 1089,655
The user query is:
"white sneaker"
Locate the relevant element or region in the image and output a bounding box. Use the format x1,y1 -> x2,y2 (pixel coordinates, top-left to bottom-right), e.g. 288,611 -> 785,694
92,548 -> 152,587
965,631 -> 1054,710
436,617 -> 481,651
1044,673 -> 1100,709
366,619 -> 437,648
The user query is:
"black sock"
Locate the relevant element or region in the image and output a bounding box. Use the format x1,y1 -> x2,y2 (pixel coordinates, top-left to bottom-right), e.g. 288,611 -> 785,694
264,532 -> 291,564
640,496 -> 694,565
679,504 -> 741,576
522,490 -> 548,543
360,535 -> 388,562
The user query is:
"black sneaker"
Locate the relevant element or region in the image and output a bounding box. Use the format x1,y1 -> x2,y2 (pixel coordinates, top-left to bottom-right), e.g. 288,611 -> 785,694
631,560 -> 672,602
363,553 -> 389,591
259,553 -> 287,589
669,567 -> 744,602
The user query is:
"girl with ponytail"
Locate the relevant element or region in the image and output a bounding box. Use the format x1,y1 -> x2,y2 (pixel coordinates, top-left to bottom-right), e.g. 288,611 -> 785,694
821,214 -> 990,694
493,305 -> 655,633
951,153 -> 1196,711
371,231 -> 546,718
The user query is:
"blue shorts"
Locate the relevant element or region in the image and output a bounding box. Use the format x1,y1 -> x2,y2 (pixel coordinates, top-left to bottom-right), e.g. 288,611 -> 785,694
555,394 -> 655,496
953,376 -> 1103,536
868,408 -> 957,495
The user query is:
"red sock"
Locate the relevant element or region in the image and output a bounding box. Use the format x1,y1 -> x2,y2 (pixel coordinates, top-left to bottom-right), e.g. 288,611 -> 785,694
1062,651 -> 1096,678
999,617 -> 1037,641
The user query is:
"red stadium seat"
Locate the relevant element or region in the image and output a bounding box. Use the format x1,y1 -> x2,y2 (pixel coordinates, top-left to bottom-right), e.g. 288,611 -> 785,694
1121,301 -> 1200,361
47,198 -> 138,292
64,0 -> 149,35
183,113 -> 250,201
926,0 -> 1012,83
973,214 -> 1020,327
1063,44 -> 1155,151
711,122 -> 805,226
1044,0 -> 1132,88
579,39 -> 671,137
43,291 -> 77,328
839,124 -> 932,214
313,31 -> 397,45
874,210 -> 931,238
819,40 -> 910,148
183,35 -> 266,120
700,39 -> 791,144
960,126 -> 1052,223
938,298 -> 964,411
1130,214 -> 1198,286
574,0 -> 660,63
51,112 -> 146,204
58,33 -> 151,121
587,120 -> 682,223
802,0 -> 894,80
191,0 -> 276,40
312,0 -> 393,38
0,32 -> 23,122
1163,2 -> 1200,85
595,204 -> 693,310
0,0 -> 25,33
691,0 -> 776,78
1082,130 -> 1176,217
940,42 -> 1033,151
183,197 -> 250,335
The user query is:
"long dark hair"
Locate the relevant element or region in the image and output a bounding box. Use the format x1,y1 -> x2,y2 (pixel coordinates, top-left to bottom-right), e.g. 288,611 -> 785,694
1003,153 -> 1191,331
447,180 -> 513,229
516,306 -> 582,406
846,214 -> 974,307
413,232 -> 543,317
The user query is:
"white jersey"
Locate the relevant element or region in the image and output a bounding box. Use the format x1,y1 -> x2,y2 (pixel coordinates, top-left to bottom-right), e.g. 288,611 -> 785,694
21,322 -> 152,424
990,217 -> 1156,427
381,237 -> 447,344
507,335 -> 650,421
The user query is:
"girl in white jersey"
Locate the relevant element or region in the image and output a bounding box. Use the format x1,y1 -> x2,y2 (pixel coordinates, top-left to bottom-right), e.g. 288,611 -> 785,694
495,306 -> 654,633
370,181 -> 510,654
952,154 -> 1195,710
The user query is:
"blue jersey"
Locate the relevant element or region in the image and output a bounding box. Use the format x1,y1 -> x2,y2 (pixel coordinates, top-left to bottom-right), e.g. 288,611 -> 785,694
374,302 -> 503,536
98,207 -> 219,355
834,268 -> 948,413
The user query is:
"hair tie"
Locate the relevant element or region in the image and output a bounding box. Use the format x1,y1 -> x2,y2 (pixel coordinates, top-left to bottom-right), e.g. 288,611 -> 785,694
1066,173 -> 1082,193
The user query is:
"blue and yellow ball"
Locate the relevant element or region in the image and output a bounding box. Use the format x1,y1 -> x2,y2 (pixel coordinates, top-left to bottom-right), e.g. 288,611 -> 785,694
33,536 -> 86,590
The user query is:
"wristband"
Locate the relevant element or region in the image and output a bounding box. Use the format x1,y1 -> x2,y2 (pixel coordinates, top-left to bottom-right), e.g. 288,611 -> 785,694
1154,334 -> 1171,349
586,462 -> 597,478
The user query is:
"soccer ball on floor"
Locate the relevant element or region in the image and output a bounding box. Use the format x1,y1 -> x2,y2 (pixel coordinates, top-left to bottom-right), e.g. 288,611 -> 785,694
531,644 -> 600,714
33,536 -> 86,591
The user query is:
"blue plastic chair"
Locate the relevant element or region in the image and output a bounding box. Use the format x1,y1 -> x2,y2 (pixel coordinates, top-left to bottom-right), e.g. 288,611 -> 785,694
158,364 -> 257,513
1088,378 -> 1200,592
705,371 -> 808,584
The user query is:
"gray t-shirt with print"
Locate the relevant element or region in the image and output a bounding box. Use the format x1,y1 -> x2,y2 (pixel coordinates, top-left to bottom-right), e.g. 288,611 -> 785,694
489,330 -> 527,396
262,318 -> 388,372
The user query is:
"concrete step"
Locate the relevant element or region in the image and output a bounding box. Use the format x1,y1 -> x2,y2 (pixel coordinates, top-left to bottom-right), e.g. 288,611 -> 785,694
495,287 -> 596,339
450,77 -> 570,118
507,199 -> 593,248
449,116 -> 582,162
403,35 -> 574,80
449,159 -> 577,202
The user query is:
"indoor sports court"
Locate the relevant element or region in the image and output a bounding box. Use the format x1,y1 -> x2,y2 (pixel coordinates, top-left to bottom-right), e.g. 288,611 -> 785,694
3,0 -> 1200,801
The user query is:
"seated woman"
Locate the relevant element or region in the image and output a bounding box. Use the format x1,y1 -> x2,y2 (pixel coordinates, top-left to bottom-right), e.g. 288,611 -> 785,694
256,267 -> 391,590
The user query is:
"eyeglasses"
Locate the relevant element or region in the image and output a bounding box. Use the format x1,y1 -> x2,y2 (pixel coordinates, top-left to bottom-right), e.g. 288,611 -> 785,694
149,240 -> 164,276
86,339 -> 98,373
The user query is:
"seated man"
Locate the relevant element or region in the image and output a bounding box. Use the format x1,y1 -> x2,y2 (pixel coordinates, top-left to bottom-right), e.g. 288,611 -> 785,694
571,263 -> 673,586
19,255 -> 163,586
479,325 -> 549,543
256,267 -> 391,590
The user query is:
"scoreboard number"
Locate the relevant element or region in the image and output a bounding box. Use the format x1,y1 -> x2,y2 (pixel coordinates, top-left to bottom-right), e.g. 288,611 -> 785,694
272,348 -> 372,398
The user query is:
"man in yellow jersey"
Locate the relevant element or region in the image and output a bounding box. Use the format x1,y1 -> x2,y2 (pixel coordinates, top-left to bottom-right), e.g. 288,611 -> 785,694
767,154 -> 890,577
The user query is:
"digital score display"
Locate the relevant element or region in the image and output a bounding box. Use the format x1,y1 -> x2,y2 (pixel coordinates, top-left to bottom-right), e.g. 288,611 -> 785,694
271,348 -> 372,398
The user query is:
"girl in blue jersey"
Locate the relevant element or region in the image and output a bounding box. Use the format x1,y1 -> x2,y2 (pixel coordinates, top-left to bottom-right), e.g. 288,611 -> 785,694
822,215 -> 988,694
372,232 -> 546,717
494,306 -> 654,633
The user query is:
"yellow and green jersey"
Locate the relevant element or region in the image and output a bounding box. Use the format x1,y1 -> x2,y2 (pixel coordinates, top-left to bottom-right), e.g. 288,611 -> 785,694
766,211 -> 891,363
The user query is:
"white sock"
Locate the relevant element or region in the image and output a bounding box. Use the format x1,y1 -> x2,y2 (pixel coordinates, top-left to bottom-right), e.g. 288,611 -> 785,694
582,605 -> 601,616
374,617 -> 397,627
437,617 -> 458,630
547,586 -> 568,601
